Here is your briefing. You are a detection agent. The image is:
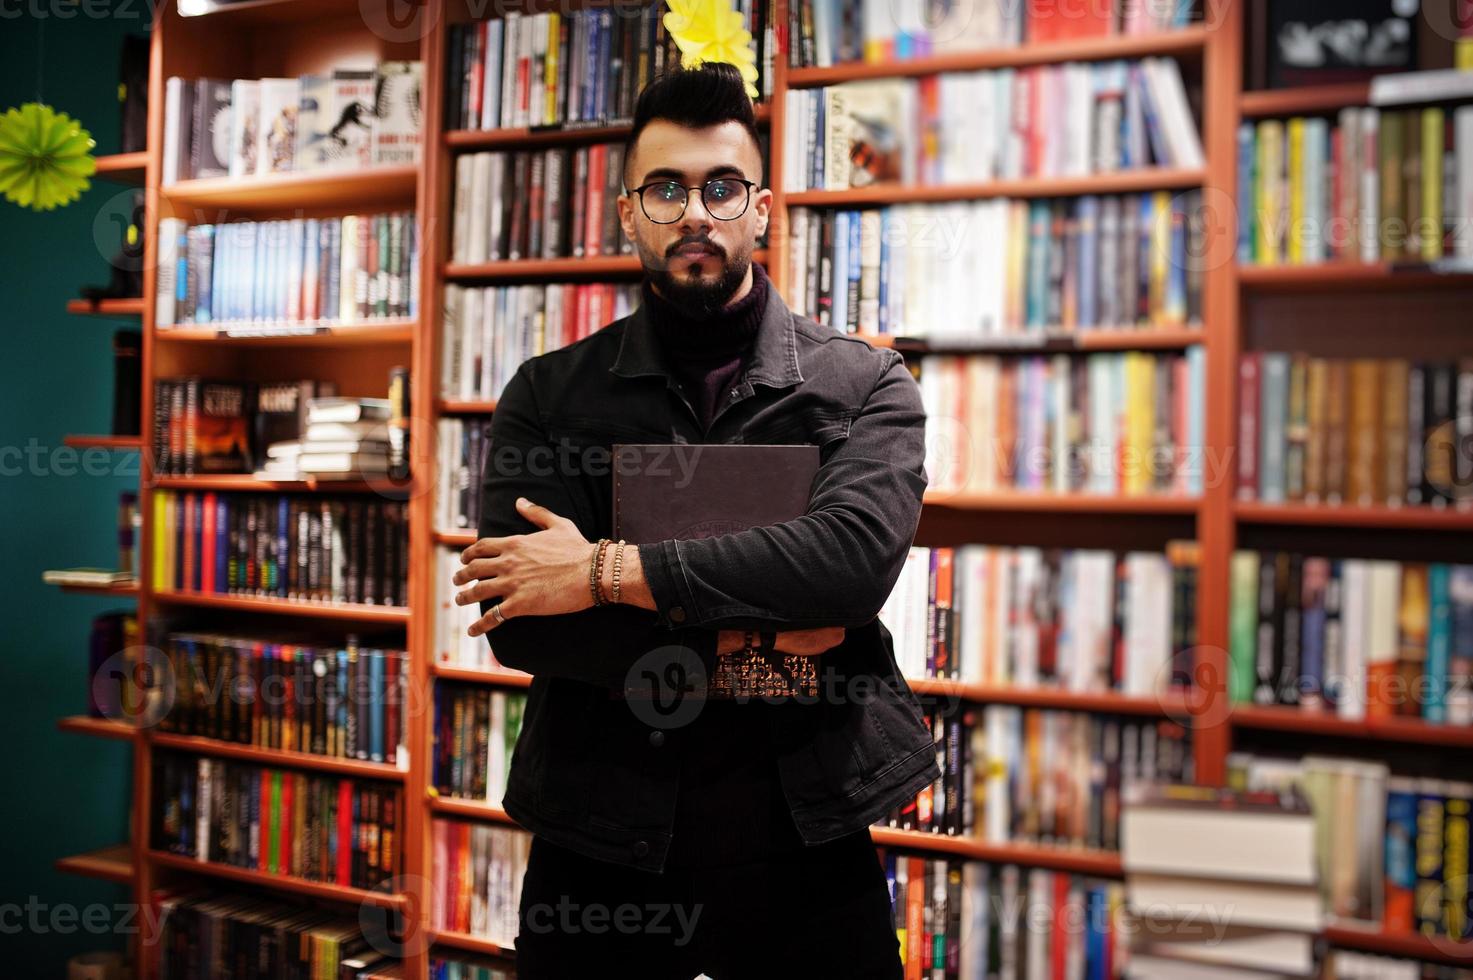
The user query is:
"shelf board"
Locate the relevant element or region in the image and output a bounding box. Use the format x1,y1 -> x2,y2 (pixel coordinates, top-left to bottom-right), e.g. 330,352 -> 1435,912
922,490 -> 1200,514
66,297 -> 144,317
1238,261 -> 1473,292
148,850 -> 406,908
62,435 -> 142,451
156,319 -> 415,346
92,152 -> 148,185
869,827 -> 1124,876
152,590 -> 411,623
1239,83 -> 1370,118
433,531 -> 478,548
54,579 -> 139,597
1232,706 -> 1473,748
429,796 -> 517,824
1235,501 -> 1473,531
436,399 -> 497,414
429,929 -> 516,958
171,0 -> 366,22
908,677 -> 1191,715
1325,925 -> 1473,966
161,165 -> 417,210
431,663 -> 533,688
57,715 -> 137,740
56,844 -> 135,885
150,474 -> 414,493
446,248 -> 770,282
787,27 -> 1208,88
446,103 -> 771,151
151,732 -> 410,780
862,326 -> 1203,354
784,169 -> 1205,207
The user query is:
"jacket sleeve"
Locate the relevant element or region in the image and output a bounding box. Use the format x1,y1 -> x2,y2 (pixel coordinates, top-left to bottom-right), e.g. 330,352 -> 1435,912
638,347 -> 929,632
475,363 -> 718,689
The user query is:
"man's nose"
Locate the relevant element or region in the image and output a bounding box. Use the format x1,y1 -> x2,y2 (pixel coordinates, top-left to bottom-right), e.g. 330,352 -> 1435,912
680,187 -> 715,229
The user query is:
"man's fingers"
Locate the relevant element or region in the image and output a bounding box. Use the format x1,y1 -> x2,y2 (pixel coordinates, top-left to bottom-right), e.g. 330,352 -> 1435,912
460,537 -> 513,563
451,558 -> 501,587
515,496 -> 568,530
467,597 -> 512,637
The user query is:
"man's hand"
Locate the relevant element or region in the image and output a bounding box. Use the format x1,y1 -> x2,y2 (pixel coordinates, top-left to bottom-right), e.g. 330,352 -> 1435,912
455,497 -> 597,637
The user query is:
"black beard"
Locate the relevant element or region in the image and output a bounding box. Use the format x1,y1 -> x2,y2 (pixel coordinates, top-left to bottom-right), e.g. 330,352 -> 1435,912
646,248 -> 751,319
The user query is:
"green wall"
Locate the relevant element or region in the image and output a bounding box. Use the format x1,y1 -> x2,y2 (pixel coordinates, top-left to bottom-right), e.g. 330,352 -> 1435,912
0,11 -> 150,974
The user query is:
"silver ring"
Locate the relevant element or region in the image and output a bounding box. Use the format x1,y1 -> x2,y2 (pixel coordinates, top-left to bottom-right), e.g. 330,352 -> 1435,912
490,601 -> 506,624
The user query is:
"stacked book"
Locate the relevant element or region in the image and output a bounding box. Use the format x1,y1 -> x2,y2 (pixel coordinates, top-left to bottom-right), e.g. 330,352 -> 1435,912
1122,784 -> 1322,978
259,397 -> 392,479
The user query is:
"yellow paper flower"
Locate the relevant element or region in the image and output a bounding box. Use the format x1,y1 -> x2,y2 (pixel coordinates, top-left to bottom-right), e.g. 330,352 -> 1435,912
0,102 -> 96,211
664,0 -> 761,100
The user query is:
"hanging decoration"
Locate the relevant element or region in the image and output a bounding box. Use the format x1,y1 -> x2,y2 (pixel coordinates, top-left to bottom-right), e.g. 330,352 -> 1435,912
663,0 -> 761,100
0,102 -> 97,212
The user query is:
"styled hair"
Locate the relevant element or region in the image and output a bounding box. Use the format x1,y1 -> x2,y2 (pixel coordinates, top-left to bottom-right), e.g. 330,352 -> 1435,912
622,62 -> 762,190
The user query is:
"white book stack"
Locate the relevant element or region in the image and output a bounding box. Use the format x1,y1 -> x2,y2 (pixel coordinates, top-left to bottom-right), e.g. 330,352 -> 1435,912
257,396 -> 392,479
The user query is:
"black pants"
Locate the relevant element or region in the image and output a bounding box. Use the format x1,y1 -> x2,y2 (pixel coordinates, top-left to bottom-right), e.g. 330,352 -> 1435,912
513,829 -> 904,979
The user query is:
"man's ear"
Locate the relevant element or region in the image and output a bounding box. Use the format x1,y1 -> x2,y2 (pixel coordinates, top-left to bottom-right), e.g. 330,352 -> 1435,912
616,193 -> 637,244
752,186 -> 773,239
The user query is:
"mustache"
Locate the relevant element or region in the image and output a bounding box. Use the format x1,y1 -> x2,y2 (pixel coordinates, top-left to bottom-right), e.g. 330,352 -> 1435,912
667,236 -> 725,258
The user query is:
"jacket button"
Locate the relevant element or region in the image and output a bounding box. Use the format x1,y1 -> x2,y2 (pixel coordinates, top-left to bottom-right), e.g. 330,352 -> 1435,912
668,605 -> 686,623
648,730 -> 665,747
633,840 -> 650,858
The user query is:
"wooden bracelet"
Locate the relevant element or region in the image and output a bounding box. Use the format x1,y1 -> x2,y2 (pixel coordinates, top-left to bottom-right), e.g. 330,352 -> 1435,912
611,539 -> 626,604
589,538 -> 610,607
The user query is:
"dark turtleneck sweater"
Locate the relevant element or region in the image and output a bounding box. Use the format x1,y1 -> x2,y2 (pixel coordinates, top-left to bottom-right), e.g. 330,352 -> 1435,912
640,260 -> 806,871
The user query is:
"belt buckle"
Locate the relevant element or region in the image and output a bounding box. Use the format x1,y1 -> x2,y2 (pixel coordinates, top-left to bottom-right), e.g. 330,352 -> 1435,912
710,649 -> 818,700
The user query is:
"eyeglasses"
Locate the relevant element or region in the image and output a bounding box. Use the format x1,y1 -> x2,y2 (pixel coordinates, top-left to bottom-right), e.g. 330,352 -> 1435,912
625,177 -> 758,224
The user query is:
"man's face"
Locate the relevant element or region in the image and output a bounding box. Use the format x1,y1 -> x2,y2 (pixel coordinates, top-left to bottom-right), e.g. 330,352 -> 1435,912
617,119 -> 772,318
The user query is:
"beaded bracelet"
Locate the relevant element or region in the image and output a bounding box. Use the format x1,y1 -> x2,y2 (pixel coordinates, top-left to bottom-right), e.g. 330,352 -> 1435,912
611,539 -> 627,604
589,537 -> 611,607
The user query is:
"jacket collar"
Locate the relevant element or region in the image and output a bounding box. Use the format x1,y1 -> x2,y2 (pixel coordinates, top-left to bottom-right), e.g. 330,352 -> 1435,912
610,266 -> 805,391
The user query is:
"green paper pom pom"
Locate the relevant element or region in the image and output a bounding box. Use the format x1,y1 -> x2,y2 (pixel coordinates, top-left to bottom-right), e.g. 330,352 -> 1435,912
0,102 -> 97,212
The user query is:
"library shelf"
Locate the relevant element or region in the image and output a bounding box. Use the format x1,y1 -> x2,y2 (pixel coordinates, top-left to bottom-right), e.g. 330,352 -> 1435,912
1231,706 -> 1473,749
1324,926 -> 1473,967
66,297 -> 144,317
148,850 -> 407,909
1234,501 -> 1473,531
436,399 -> 497,415
93,151 -> 149,185
868,827 -> 1124,877
1238,82 -> 1370,119
445,248 -> 771,283
784,168 -> 1205,207
150,474 -> 420,495
57,715 -> 138,739
429,930 -> 516,958
907,677 -> 1192,716
155,319 -> 416,346
56,844 -> 135,885
62,435 -> 142,450
445,102 -> 772,151
921,490 -> 1200,514
159,164 -> 418,210
1238,262 -> 1473,292
786,26 -> 1209,88
150,732 -> 411,780
54,579 -> 139,597
151,590 -> 412,623
433,531 -> 477,548
431,663 -> 533,688
429,797 -> 516,824
867,326 -> 1203,354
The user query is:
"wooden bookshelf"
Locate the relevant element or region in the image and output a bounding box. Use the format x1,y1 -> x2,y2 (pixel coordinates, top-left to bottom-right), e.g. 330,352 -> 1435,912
57,715 -> 137,740
1239,82 -> 1369,118
445,101 -> 771,151
907,677 -> 1194,716
55,844 -> 135,885
66,297 -> 144,317
1325,926 -> 1473,967
1232,706 -> 1473,749
160,164 -> 418,210
54,579 -> 139,597
1238,262 -> 1473,292
868,828 -> 1125,877
430,663 -> 534,688
150,474 -> 414,493
870,326 -> 1204,354
429,930 -> 516,958
784,168 -> 1206,207
152,590 -> 412,623
149,850 -> 407,908
436,399 -> 497,414
93,151 -> 149,185
446,247 -> 771,282
921,490 -> 1200,514
155,319 -> 416,346
150,732 -> 411,780
62,435 -> 142,450
1235,501 -> 1473,531
429,796 -> 515,823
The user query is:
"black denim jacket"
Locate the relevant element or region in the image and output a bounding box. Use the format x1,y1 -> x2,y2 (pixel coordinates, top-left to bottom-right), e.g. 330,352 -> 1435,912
475,277 -> 940,872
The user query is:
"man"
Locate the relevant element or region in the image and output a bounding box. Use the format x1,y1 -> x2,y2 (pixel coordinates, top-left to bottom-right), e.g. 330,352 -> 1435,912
452,63 -> 936,978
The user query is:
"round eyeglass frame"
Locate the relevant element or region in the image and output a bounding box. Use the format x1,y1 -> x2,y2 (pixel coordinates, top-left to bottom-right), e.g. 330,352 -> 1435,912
625,177 -> 759,224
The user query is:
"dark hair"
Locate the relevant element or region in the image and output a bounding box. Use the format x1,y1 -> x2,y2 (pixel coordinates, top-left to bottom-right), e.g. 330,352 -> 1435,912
622,62 -> 762,190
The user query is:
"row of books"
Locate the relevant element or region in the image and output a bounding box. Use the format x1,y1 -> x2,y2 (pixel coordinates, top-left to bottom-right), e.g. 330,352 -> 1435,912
443,2 -> 776,132
1230,752 -> 1473,939
1331,951 -> 1473,979
435,419 -> 493,533
449,146 -> 638,264
434,547 -> 518,673
1229,552 -> 1473,725
785,60 -> 1201,192
258,391 -> 409,483
150,492 -> 409,608
157,629 -> 409,769
916,351 -> 1206,497
881,543 -> 1199,696
787,195 -> 1204,338
152,754 -> 403,891
440,282 -> 639,402
430,820 -> 529,947
881,706 -> 1193,849
162,65 -> 422,184
879,853 -> 1124,980
87,611 -> 140,720
1238,107 -> 1473,266
430,956 -> 512,980
432,683 -> 526,804
155,890 -> 399,979
787,0 -> 1197,68
1238,353 -> 1473,509
155,212 -> 419,329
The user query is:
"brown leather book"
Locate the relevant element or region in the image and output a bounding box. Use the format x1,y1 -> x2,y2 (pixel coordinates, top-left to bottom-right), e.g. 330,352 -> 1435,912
612,443 -> 819,543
